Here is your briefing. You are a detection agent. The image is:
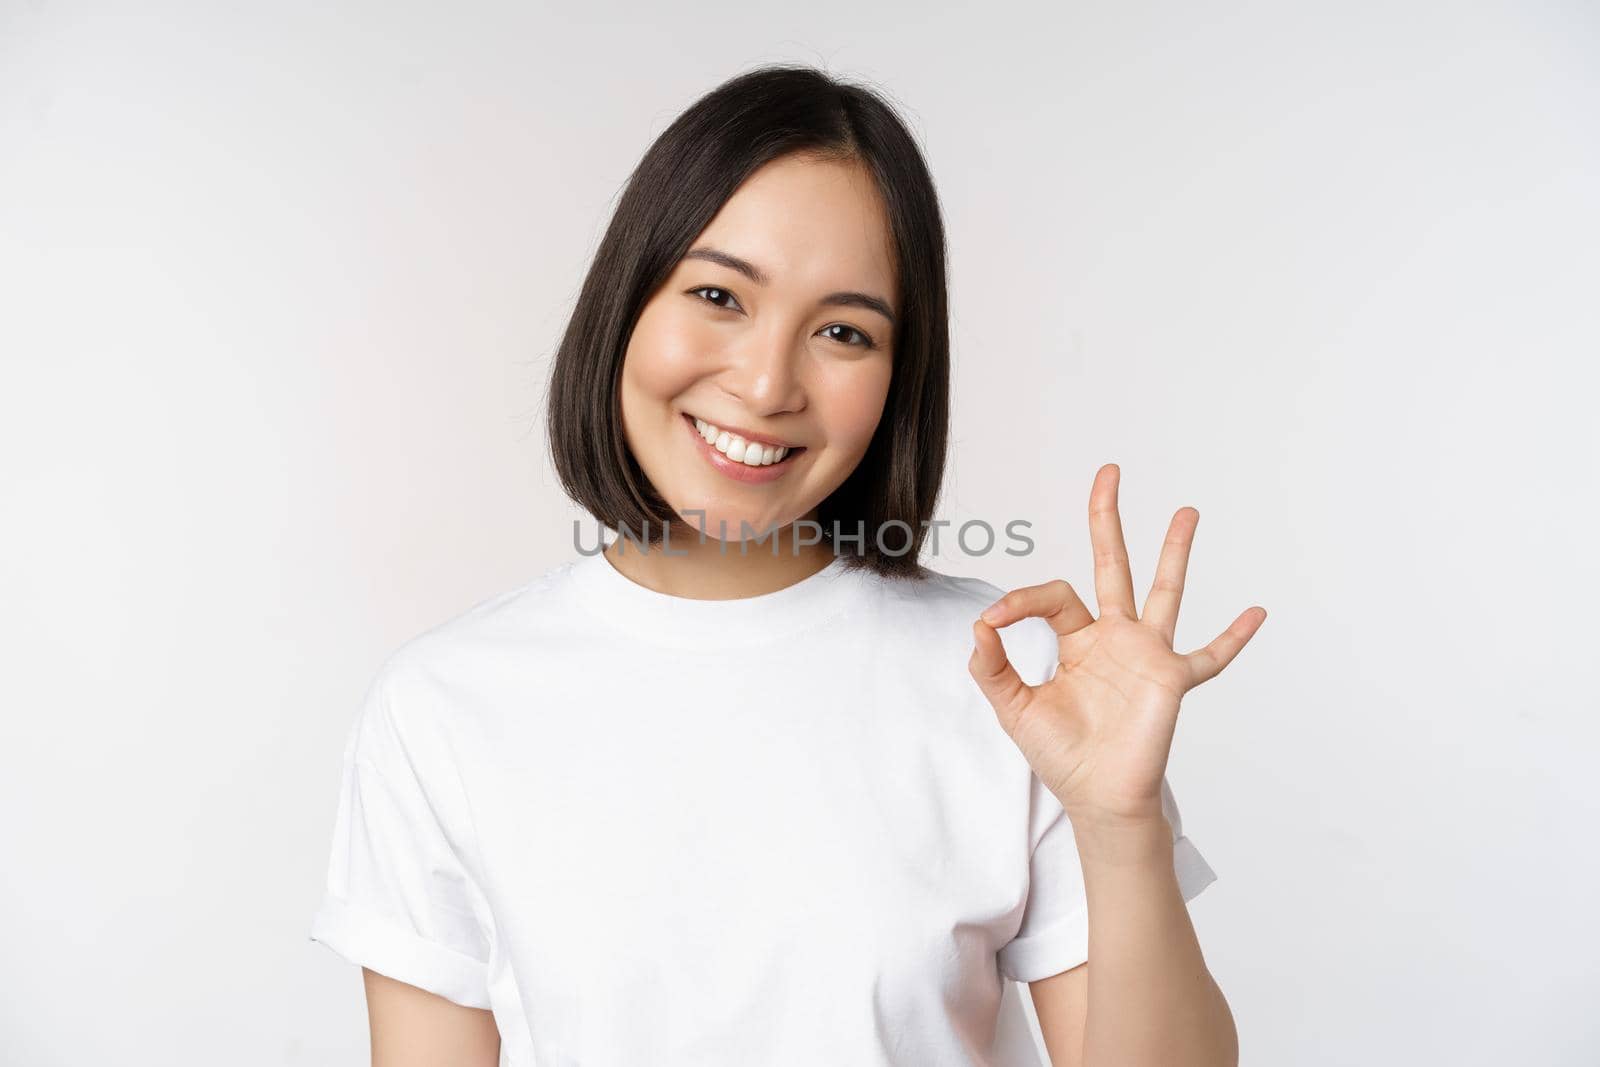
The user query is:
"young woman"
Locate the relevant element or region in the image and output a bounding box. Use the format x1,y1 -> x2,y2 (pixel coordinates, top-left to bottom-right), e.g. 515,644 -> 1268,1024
310,63 -> 1262,1066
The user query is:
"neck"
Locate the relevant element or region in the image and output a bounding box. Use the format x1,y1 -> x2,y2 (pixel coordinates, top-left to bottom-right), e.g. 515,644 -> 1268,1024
602,514 -> 837,601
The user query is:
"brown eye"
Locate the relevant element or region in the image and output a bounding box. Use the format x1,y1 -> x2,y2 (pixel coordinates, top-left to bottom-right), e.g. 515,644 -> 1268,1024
689,286 -> 743,312
821,323 -> 875,349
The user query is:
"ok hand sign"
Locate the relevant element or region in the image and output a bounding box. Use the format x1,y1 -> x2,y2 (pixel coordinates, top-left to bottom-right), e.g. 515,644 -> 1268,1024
969,463 -> 1266,831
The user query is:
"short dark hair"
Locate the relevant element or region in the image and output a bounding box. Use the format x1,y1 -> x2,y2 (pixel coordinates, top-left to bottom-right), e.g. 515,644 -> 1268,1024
544,63 -> 950,580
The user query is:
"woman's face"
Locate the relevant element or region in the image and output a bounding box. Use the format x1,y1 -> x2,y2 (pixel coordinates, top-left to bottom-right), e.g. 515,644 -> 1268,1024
619,151 -> 897,548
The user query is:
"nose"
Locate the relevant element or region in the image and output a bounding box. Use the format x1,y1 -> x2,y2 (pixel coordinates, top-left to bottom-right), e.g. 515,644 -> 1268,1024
721,326 -> 807,416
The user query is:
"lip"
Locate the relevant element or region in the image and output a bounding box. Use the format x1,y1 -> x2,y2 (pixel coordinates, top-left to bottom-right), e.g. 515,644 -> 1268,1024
682,412 -> 805,484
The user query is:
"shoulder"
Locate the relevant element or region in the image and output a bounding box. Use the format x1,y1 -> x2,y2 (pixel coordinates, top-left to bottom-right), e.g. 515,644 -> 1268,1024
367,560 -> 578,717
871,561 -> 1060,686
868,559 -> 1006,613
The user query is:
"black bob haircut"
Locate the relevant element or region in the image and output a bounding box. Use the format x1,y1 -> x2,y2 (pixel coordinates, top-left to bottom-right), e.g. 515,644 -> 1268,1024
545,63 -> 950,580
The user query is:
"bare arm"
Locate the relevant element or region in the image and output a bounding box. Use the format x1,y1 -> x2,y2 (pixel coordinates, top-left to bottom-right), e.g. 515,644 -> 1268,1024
1029,963 -> 1089,1067
969,468 -> 1258,1067
361,967 -> 501,1067
1027,817 -> 1236,1067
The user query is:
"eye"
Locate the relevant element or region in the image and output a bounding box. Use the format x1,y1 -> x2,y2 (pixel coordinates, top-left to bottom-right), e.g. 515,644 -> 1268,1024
820,323 -> 876,349
688,286 -> 743,312
688,286 -> 877,350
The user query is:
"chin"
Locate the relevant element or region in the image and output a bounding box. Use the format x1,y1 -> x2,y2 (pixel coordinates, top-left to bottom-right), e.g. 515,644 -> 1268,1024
654,500 -> 781,546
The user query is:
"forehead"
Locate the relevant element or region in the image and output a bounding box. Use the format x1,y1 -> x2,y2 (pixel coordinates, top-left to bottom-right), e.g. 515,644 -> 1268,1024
690,153 -> 897,297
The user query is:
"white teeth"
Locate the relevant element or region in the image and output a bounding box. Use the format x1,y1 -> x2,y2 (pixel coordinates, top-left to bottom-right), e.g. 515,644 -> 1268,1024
693,417 -> 792,466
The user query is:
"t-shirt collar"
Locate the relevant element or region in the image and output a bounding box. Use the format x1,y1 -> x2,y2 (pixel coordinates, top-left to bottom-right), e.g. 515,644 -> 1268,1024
565,546 -> 872,648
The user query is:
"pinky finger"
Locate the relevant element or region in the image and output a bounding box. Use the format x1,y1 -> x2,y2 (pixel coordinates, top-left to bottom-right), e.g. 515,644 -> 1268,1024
1183,607 -> 1268,687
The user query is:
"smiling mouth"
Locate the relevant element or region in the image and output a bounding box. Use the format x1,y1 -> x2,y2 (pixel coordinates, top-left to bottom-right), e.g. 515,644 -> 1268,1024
683,412 -> 806,467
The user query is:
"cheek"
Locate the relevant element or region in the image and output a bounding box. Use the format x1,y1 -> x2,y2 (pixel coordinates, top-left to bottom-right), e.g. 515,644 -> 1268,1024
819,361 -> 893,452
623,302 -> 714,401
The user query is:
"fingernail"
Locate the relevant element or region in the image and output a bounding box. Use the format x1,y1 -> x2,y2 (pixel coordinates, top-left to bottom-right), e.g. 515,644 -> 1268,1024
980,602 -> 1001,623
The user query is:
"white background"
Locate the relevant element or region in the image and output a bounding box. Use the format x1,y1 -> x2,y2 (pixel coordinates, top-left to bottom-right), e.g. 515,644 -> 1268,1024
3,2 -> 1596,1064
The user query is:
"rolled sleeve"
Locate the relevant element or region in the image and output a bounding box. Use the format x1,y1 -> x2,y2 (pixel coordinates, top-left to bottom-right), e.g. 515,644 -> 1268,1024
308,659 -> 493,1008
996,776 -> 1217,983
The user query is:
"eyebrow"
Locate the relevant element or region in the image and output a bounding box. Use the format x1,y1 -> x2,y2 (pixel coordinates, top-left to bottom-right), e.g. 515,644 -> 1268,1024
682,245 -> 897,327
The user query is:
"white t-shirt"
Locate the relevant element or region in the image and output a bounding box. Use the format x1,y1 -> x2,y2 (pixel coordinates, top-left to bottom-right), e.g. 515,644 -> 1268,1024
309,548 -> 1216,1065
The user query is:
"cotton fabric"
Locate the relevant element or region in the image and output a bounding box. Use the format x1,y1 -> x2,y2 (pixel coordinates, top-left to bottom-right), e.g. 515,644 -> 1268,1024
309,548 -> 1215,1064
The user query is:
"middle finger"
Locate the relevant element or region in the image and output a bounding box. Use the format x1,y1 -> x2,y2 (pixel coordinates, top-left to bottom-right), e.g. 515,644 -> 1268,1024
1089,463 -> 1137,619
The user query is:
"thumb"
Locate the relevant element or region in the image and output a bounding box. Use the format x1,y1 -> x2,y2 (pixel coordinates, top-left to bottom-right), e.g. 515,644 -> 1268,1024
968,618 -> 1034,735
